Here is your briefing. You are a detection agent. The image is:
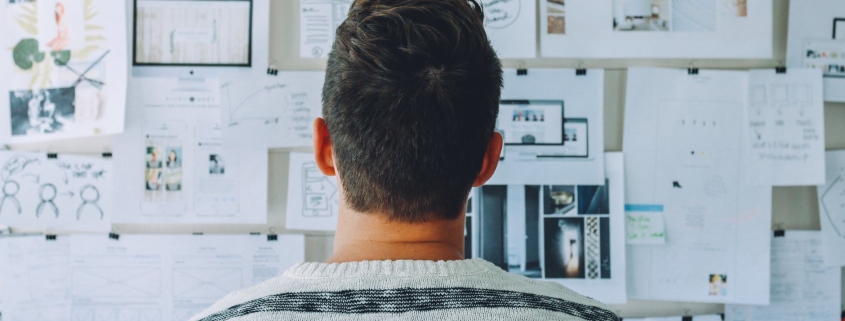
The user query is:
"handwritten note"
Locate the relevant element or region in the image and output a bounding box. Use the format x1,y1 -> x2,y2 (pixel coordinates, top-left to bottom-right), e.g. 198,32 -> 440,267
481,0 -> 536,58
626,212 -> 666,245
745,69 -> 825,186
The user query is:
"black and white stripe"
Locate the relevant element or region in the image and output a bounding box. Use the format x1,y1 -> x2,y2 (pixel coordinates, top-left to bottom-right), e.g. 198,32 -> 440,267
198,287 -> 620,321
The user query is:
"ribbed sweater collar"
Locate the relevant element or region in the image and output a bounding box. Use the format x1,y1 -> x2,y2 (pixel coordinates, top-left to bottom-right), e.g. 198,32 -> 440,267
284,258 -> 499,279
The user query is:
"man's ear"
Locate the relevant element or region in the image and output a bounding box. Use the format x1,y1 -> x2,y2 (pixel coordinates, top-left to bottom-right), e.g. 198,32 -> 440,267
313,118 -> 336,176
473,132 -> 503,187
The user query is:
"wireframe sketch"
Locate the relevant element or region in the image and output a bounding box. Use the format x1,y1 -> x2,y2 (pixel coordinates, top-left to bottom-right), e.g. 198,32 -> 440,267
173,268 -> 242,299
300,0 -> 353,58
76,185 -> 103,220
37,183 -> 59,218
820,175 -> 845,238
72,268 -> 161,298
302,162 -> 337,217
483,0 -> 521,29
72,308 -> 161,321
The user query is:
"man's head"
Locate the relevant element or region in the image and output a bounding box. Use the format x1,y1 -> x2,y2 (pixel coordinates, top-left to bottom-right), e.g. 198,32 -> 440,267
315,0 -> 503,223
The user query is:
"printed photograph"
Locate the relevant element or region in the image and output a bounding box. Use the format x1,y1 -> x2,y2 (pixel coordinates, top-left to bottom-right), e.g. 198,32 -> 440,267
709,274 -> 728,296
577,179 -> 610,215
543,185 -> 576,215
9,88 -> 75,137
547,0 -> 565,34
544,217 -> 584,279
613,0 -> 716,32
164,147 -> 182,192
475,185 -> 542,278
464,216 -> 473,259
145,146 -> 163,191
145,168 -> 162,191
209,154 -> 225,175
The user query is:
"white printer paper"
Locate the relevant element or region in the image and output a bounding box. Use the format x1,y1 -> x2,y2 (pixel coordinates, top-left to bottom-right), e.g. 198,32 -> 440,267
744,69 -> 826,186
0,0 -> 128,144
540,0 -> 772,58
482,0 -> 537,58
1,234 -> 305,321
286,152 -> 339,231
220,72 -> 325,148
725,231 -> 842,321
300,0 -> 352,58
0,151 -> 112,232
1,235 -> 72,321
489,69 -> 605,186
113,77 -> 268,224
787,0 -> 845,102
624,68 -> 772,305
818,150 -> 845,267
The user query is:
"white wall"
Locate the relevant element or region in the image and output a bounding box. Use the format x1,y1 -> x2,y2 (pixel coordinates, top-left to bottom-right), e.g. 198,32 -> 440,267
7,0 -> 843,318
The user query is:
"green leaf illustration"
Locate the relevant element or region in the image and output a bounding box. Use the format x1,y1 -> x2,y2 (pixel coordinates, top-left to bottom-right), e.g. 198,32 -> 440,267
52,50 -> 72,66
12,39 -> 44,70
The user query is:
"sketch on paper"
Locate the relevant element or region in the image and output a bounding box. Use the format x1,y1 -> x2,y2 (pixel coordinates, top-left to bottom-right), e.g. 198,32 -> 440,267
744,70 -> 824,186
483,0 -> 521,29
1,0 -> 127,143
72,268 -> 162,298
0,151 -> 112,231
219,72 -> 324,148
173,268 -> 242,299
302,162 -> 337,218
287,153 -> 339,230
820,175 -> 845,238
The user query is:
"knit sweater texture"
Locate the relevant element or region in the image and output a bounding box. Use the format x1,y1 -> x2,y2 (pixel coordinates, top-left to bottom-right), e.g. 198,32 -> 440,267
189,258 -> 620,321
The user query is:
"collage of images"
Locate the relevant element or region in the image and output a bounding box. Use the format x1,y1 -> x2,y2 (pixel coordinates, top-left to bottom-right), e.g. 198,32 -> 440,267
144,128 -> 184,204
465,179 -> 612,280
7,0 -> 114,139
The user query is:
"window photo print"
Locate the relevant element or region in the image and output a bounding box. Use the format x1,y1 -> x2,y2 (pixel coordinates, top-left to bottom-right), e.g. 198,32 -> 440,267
9,88 -> 75,137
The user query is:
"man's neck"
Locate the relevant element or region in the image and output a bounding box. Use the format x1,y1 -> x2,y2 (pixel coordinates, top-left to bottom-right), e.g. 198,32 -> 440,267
326,206 -> 466,264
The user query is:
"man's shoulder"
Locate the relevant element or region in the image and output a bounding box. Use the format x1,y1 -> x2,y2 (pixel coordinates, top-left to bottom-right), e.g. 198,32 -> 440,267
189,260 -> 619,321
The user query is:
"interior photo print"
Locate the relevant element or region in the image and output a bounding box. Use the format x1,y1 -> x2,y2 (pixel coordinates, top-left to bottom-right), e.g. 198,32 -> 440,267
612,0 -> 740,32
471,180 -> 612,281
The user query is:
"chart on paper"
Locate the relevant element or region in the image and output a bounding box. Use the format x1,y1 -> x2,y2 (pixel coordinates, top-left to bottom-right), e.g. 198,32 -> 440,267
220,72 -> 325,148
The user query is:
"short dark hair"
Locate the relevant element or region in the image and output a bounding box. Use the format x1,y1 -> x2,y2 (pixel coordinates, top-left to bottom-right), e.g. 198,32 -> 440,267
322,0 -> 502,223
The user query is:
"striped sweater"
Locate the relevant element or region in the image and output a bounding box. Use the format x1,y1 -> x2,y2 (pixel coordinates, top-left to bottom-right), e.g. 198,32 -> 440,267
189,259 -> 620,321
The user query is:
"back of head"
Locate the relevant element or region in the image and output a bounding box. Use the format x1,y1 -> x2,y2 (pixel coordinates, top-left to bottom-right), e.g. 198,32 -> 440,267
323,0 -> 502,223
